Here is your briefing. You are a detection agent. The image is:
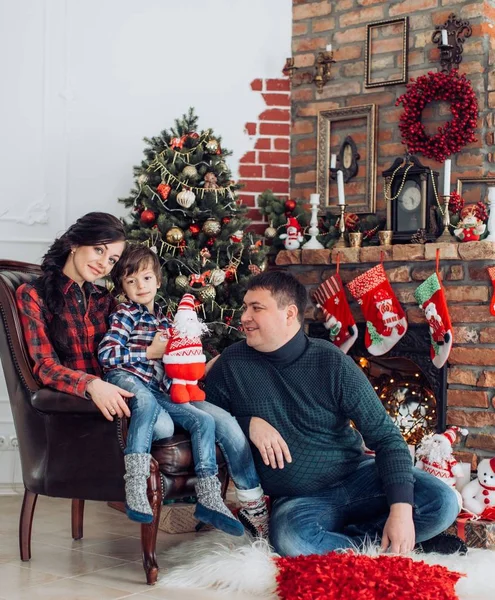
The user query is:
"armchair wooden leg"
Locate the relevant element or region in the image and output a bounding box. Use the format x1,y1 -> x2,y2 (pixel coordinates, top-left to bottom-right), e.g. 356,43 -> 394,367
141,458 -> 162,585
71,499 -> 85,540
19,488 -> 38,561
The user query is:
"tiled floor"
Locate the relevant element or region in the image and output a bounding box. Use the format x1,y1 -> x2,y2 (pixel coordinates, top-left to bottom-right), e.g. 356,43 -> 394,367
0,494 -> 256,599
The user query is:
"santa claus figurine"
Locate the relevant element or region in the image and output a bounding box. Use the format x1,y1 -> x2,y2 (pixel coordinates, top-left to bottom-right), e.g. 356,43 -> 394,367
461,457 -> 495,518
373,288 -> 406,337
279,217 -> 304,250
163,293 -> 209,404
416,426 -> 468,508
424,301 -> 448,345
454,206 -> 486,242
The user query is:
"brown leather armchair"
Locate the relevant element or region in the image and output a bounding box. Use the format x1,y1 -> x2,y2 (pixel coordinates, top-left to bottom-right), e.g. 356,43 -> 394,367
0,260 -> 229,585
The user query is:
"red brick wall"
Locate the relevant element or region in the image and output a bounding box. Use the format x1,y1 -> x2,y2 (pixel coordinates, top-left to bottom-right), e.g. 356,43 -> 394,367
240,78 -> 291,234
290,0 -> 495,210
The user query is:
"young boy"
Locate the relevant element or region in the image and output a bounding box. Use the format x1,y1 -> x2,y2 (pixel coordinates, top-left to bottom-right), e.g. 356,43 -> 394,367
98,244 -> 269,538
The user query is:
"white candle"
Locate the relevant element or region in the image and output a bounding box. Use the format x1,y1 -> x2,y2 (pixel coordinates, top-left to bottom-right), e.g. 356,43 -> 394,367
443,159 -> 451,196
309,193 -> 320,205
337,170 -> 345,205
441,29 -> 448,45
326,43 -> 332,52
488,186 -> 495,203
330,154 -> 337,169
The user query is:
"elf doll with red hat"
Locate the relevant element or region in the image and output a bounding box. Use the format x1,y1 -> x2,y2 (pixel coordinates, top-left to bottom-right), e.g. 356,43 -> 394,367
163,293 -> 209,403
415,426 -> 468,509
279,217 -> 304,250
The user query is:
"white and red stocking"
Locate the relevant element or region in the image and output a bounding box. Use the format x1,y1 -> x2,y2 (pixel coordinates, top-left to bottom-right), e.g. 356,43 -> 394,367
313,273 -> 357,354
414,261 -> 452,369
347,263 -> 407,356
488,266 -> 495,317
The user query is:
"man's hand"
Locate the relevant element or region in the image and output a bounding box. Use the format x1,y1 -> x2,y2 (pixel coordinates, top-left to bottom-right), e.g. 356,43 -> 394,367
381,503 -> 415,554
249,416 -> 292,469
205,354 -> 220,376
146,332 -> 169,360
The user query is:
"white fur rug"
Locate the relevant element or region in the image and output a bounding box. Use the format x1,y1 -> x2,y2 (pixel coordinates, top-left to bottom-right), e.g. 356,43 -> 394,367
158,531 -> 494,599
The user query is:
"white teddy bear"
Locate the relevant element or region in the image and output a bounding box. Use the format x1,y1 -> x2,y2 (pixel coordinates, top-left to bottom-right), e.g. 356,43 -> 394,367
461,457 -> 495,517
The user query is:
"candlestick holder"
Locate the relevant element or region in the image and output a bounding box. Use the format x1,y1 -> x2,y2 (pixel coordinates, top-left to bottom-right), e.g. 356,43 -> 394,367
436,195 -> 453,242
302,195 -> 324,249
334,204 -> 348,248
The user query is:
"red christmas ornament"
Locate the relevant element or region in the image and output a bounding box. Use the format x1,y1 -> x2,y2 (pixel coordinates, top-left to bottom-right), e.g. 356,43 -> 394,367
344,213 -> 359,231
188,131 -> 199,139
285,199 -> 296,212
225,316 -> 232,326
140,209 -> 156,225
221,216 -> 231,225
225,270 -> 235,282
189,223 -> 201,236
206,237 -> 216,247
170,137 -> 184,150
157,183 -> 171,200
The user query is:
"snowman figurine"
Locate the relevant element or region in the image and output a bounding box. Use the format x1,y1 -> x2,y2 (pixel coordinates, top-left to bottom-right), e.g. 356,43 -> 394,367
461,457 -> 495,517
279,217 -> 304,250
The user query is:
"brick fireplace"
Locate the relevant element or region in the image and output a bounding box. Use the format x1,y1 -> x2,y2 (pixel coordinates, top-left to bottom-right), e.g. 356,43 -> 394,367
275,240 -> 495,470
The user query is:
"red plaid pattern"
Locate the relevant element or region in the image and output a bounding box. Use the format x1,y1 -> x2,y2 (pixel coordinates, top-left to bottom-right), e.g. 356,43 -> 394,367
16,278 -> 116,398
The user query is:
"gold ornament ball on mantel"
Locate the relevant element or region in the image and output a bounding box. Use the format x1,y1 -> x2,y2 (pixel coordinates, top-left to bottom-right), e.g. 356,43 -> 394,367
175,275 -> 190,291
198,284 -> 216,302
202,218 -> 221,237
182,165 -> 199,180
165,226 -> 185,245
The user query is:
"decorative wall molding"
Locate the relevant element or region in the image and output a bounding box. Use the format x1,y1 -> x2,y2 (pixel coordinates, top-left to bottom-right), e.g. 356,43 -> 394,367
0,200 -> 50,225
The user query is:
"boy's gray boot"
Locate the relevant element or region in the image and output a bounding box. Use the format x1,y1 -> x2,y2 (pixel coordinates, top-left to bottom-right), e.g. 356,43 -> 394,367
194,475 -> 244,536
124,453 -> 153,524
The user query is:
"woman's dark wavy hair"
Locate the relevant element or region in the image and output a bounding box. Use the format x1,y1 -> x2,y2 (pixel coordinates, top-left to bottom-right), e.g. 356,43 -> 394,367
36,212 -> 126,358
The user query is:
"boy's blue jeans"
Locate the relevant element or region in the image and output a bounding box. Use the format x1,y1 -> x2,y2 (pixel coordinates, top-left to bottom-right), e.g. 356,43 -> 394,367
105,370 -> 260,488
269,459 -> 460,556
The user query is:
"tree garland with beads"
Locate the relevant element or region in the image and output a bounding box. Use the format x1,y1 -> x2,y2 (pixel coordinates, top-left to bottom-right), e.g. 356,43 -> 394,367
396,70 -> 478,163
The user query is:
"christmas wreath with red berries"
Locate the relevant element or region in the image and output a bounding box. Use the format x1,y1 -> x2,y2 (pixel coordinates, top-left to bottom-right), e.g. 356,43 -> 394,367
396,70 -> 478,163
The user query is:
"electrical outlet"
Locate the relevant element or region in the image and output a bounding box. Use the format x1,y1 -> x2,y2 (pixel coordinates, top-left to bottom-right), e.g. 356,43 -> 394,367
0,436 -> 6,450
9,436 -> 18,449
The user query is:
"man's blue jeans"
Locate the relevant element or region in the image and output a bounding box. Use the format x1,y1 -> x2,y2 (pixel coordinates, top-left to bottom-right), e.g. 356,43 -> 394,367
270,459 -> 460,556
105,370 -> 260,488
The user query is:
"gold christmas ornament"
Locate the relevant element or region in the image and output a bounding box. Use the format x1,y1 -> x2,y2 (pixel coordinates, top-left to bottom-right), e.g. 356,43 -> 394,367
209,268 -> 226,286
202,218 -> 221,237
176,189 -> 196,209
182,165 -> 199,180
264,224 -> 277,239
205,139 -> 220,154
198,284 -> 216,302
175,275 -> 190,291
165,227 -> 185,245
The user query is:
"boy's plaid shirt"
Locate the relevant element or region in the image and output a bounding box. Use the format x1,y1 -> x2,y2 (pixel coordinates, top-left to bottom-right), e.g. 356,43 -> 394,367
98,301 -> 172,391
16,278 -> 115,398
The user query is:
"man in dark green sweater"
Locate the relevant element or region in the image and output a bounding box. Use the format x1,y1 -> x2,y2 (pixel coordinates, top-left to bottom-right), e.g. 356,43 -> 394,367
205,271 -> 464,556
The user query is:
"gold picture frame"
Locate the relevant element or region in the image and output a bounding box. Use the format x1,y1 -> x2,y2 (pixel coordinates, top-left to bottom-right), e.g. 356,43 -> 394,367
456,177 -> 495,203
365,17 -> 408,88
317,104 -> 377,213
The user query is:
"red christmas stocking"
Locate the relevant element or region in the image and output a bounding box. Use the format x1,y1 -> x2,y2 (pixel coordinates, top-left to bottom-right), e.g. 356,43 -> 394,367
414,259 -> 452,368
313,273 -> 357,354
488,266 -> 495,316
347,263 -> 408,356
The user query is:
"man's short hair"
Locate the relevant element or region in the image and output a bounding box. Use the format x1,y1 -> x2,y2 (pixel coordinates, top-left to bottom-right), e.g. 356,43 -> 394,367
111,244 -> 162,295
245,271 -> 307,324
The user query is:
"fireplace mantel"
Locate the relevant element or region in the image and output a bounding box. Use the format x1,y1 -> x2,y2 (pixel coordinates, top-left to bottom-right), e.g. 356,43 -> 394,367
275,241 -> 495,469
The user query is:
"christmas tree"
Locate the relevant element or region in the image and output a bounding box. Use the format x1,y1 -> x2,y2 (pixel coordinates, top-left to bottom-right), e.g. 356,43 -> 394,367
119,108 -> 268,357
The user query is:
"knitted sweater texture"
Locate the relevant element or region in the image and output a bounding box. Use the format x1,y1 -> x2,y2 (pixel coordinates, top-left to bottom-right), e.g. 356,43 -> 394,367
206,333 -> 414,504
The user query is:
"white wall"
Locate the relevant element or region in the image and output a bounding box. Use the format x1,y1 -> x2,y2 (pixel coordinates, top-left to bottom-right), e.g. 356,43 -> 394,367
0,0 -> 292,490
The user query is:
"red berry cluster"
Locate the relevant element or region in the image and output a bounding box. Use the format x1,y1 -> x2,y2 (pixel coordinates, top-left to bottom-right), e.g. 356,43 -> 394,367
396,71 -> 478,163
448,190 -> 464,215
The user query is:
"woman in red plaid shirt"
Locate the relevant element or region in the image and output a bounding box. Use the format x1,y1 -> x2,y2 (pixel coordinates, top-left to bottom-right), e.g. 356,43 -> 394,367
15,212 -> 155,426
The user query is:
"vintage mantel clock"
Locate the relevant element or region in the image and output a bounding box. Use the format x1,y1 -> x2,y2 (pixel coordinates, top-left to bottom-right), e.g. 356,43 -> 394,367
382,155 -> 440,243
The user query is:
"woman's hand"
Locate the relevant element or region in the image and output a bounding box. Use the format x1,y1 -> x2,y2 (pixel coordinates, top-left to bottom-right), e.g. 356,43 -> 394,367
146,332 -> 169,360
86,379 -> 133,421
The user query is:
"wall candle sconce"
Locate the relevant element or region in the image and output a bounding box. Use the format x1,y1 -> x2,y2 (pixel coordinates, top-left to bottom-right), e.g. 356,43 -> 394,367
431,13 -> 472,73
283,50 -> 336,94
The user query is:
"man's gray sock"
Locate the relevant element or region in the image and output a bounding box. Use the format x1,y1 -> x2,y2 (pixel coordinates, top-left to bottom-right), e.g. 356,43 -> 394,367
194,475 -> 244,536
124,453 -> 153,524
